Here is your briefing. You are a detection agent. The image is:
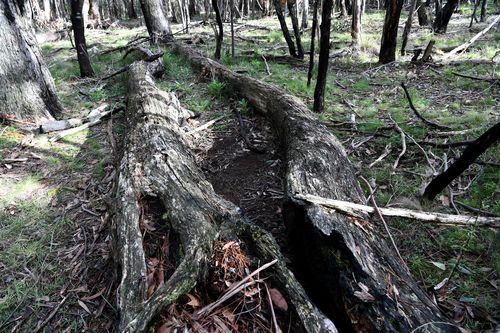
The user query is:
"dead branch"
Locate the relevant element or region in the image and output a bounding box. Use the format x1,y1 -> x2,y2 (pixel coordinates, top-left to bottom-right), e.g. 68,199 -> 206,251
401,83 -> 451,130
185,116 -> 225,135
33,295 -> 69,333
390,116 -> 406,169
294,193 -> 500,227
233,108 -> 266,153
451,71 -> 499,85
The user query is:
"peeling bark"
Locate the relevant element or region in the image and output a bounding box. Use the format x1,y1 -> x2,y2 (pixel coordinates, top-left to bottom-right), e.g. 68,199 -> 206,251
165,39 -> 461,332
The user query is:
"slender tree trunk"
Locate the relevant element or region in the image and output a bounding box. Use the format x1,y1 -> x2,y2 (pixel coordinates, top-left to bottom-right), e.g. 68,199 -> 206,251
301,0 -> 308,28
379,0 -> 403,63
212,0 -> 223,59
129,0 -> 138,18
480,0 -> 487,22
288,0 -> 305,58
417,0 -> 430,26
340,0 -> 347,15
0,0 -> 62,123
469,0 -> 479,27
88,0 -> 101,27
140,0 -> 172,41
231,0 -> 235,56
313,0 -> 333,113
351,0 -> 362,48
401,0 -> 417,55
307,0 -> 319,86
70,0 -> 94,77
274,0 -> 298,57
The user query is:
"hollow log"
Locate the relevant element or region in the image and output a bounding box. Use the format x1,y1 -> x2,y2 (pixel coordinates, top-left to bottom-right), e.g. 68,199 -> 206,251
165,39 -> 461,332
113,59 -> 337,332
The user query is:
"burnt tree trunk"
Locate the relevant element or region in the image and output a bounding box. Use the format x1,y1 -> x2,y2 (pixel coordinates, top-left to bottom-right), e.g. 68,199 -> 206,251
307,0 -> 319,86
288,0 -> 305,58
424,122 -> 500,200
212,0 -> 223,59
434,0 -> 458,33
140,0 -> 172,41
379,0 -> 403,63
70,0 -> 94,77
351,0 -> 362,48
313,0 -> 333,113
114,58 -> 337,333
164,39 -> 460,332
0,0 -> 61,124
401,0 -> 417,55
480,0 -> 487,22
274,0 -> 298,57
417,0 -> 430,25
302,0 -> 308,28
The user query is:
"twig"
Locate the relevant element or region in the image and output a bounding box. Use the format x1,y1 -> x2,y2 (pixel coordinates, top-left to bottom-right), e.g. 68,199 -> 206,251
389,116 -> 406,169
293,193 -> 500,227
261,55 -> 271,75
264,283 -> 282,333
401,83 -> 451,130
359,176 -> 409,272
369,144 -> 392,168
33,295 -> 69,333
417,140 -> 473,148
455,201 -> 499,217
185,116 -> 224,135
233,108 -> 266,153
451,71 -> 499,85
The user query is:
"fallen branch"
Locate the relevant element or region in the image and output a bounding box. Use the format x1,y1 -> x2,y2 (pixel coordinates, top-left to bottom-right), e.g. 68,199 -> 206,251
294,193 -> 500,227
401,83 -> 450,130
40,104 -> 109,133
444,15 -> 500,59
417,140 -> 473,148
261,55 -> 271,75
451,71 -> 499,85
33,295 -> 69,333
233,108 -> 266,153
185,115 -> 224,135
390,116 -> 406,169
424,122 -> 500,200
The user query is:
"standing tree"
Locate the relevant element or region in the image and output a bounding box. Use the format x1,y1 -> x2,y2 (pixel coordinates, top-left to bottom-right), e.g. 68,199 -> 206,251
417,0 -> 431,26
140,0 -> 172,41
479,0 -> 487,22
70,0 -> 94,77
313,0 -> 333,113
433,0 -> 458,33
351,0 -> 362,48
0,0 -> 62,123
400,0 -> 418,55
274,0 -> 298,57
288,0 -> 305,58
379,0 -> 403,63
307,0 -> 319,86
212,0 -> 223,59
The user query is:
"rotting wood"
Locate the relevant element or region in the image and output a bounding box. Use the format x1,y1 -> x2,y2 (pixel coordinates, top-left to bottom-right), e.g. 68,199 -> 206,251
113,58 -> 337,333
294,193 -> 500,228
164,39 -> 461,332
40,104 -> 110,133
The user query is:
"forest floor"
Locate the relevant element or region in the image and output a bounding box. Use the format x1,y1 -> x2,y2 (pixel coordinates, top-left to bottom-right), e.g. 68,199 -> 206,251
0,7 -> 499,333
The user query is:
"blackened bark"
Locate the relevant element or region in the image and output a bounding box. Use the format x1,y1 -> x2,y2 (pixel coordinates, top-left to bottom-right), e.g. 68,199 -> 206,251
470,0 -> 479,27
128,0 -> 138,18
480,0 -> 487,22
424,122 -> 500,200
0,0 -> 62,123
70,0 -> 94,77
274,0 -> 297,57
417,0 -> 430,26
379,0 -> 403,63
140,0 -> 172,41
230,0 -> 235,57
313,0 -> 333,113
434,0 -> 458,33
212,0 -> 223,59
401,0 -> 417,55
307,0 -> 319,87
288,0 -> 305,58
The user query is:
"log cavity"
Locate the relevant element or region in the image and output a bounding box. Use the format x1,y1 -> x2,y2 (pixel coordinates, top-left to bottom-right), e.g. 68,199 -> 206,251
140,196 -> 182,298
199,112 -> 288,249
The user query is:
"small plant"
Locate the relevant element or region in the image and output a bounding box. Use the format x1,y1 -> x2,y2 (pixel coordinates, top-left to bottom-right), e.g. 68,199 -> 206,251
207,80 -> 226,98
238,98 -> 251,115
266,30 -> 283,43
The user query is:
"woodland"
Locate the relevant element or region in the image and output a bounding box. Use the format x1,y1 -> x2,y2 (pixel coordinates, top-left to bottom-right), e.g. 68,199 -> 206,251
0,0 -> 499,331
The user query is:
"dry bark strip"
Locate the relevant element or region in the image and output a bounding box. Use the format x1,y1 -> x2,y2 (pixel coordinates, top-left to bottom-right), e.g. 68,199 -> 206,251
113,59 -> 336,332
164,40 -> 461,332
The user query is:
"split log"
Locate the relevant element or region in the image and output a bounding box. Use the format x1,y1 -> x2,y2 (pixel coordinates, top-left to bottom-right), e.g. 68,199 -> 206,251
113,59 -> 337,332
165,39 -> 460,332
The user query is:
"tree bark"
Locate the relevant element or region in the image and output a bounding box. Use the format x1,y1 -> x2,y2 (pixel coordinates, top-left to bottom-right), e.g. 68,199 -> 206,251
287,0 -> 305,58
400,0 -> 417,55
480,0 -> 487,22
70,0 -> 94,77
351,0 -> 362,48
114,58 -> 338,333
274,0 -> 298,57
434,0 -> 458,33
416,0 -> 430,26
0,0 -> 62,124
164,39 -> 460,332
313,0 -> 333,113
140,0 -> 172,41
379,0 -> 403,63
212,0 -> 223,59
424,122 -> 500,200
307,0 -> 319,86
301,0 -> 308,28
88,0 -> 101,27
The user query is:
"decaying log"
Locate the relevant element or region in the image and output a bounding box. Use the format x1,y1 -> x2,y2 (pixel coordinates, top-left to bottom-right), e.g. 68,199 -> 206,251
295,193 -> 500,228
113,59 -> 337,332
165,40 -> 461,332
40,104 -> 109,133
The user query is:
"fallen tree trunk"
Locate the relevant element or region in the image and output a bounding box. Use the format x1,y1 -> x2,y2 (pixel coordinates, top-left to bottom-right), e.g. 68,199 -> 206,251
165,39 -> 461,332
113,59 -> 337,332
